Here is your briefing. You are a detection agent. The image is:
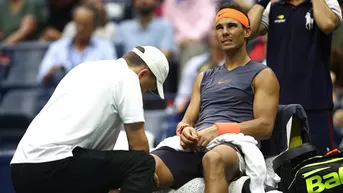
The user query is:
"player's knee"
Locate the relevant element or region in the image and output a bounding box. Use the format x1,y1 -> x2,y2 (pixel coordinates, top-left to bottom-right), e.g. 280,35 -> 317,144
202,151 -> 224,169
202,149 -> 237,170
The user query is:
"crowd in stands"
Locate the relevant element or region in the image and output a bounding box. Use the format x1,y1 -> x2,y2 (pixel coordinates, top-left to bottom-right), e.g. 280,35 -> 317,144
0,0 -> 343,146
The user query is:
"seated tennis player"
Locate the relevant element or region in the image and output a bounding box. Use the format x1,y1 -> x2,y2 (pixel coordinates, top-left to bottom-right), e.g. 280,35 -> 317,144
150,2 -> 280,193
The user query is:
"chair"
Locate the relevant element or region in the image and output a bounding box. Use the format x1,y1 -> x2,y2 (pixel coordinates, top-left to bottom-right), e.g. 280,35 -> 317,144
0,128 -> 25,148
0,89 -> 41,129
0,42 -> 50,89
153,104 -> 311,193
144,110 -> 170,145
0,64 -> 8,82
0,148 -> 16,193
143,93 -> 175,110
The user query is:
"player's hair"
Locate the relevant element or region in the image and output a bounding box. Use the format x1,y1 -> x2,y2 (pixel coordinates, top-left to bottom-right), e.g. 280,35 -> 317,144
72,3 -> 100,27
216,2 -> 250,28
123,46 -> 148,68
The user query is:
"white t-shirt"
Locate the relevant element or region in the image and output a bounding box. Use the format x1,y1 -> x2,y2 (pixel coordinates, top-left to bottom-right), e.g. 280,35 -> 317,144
11,58 -> 145,164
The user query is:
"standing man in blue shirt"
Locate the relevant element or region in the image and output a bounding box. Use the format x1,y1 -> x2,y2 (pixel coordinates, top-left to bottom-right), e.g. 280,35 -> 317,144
248,0 -> 342,153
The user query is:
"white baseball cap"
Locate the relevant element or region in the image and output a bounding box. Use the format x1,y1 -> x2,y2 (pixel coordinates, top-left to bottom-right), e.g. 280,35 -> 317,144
132,46 -> 169,99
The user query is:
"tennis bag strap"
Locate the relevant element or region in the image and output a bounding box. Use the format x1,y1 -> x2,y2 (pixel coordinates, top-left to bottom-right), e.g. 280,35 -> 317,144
273,143 -> 319,193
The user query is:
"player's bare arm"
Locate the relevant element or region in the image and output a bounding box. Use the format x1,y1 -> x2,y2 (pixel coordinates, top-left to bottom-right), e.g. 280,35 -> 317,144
239,68 -> 279,140
178,72 -> 203,128
177,73 -> 204,148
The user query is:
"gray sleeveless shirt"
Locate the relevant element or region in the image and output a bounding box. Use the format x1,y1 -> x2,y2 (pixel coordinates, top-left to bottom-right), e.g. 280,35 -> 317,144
195,60 -> 268,131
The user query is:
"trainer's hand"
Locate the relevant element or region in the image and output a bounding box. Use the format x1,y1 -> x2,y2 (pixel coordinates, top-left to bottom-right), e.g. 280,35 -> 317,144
180,126 -> 199,149
154,173 -> 160,188
196,125 -> 218,148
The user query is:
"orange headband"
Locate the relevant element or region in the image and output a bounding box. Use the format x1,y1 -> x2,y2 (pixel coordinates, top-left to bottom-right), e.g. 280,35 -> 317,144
215,8 -> 249,28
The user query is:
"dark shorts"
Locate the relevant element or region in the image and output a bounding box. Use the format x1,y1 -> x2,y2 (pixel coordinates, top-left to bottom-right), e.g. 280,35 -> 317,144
151,143 -> 243,189
306,109 -> 335,154
11,147 -> 155,193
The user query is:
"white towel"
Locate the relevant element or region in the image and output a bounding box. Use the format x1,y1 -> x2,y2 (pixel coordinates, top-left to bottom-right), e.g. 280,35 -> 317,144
154,133 -> 282,193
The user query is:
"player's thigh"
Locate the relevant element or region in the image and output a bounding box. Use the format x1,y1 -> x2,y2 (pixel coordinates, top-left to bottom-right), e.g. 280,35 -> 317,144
151,153 -> 174,190
151,147 -> 205,189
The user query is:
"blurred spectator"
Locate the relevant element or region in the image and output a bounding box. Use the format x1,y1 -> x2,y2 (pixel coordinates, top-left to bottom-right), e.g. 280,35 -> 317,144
332,1 -> 343,50
0,0 -> 44,44
37,4 -> 117,87
162,0 -> 217,76
62,0 -> 116,41
120,0 -> 135,21
120,0 -> 163,21
174,28 -> 225,114
248,35 -> 267,63
114,0 -> 176,60
249,0 -> 342,153
332,71 -> 339,108
40,0 -> 82,41
165,28 -> 225,137
330,70 -> 343,148
331,49 -> 343,87
333,109 -> 343,129
331,1 -> 343,87
328,1 -> 343,147
154,0 -> 164,16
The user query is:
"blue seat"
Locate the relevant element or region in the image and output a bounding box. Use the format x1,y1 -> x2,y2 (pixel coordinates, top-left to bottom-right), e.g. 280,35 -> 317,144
0,149 -> 16,193
0,128 -> 25,147
143,93 -> 175,110
0,42 -> 50,89
0,89 -> 41,129
0,64 -> 7,81
144,110 -> 170,145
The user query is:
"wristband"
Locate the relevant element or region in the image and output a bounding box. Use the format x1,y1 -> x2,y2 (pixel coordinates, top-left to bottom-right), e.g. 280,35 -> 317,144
257,0 -> 270,9
176,123 -> 190,136
214,122 -> 241,136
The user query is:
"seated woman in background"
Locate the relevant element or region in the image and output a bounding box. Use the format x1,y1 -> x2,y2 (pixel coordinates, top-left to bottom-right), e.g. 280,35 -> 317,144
0,0 -> 44,44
